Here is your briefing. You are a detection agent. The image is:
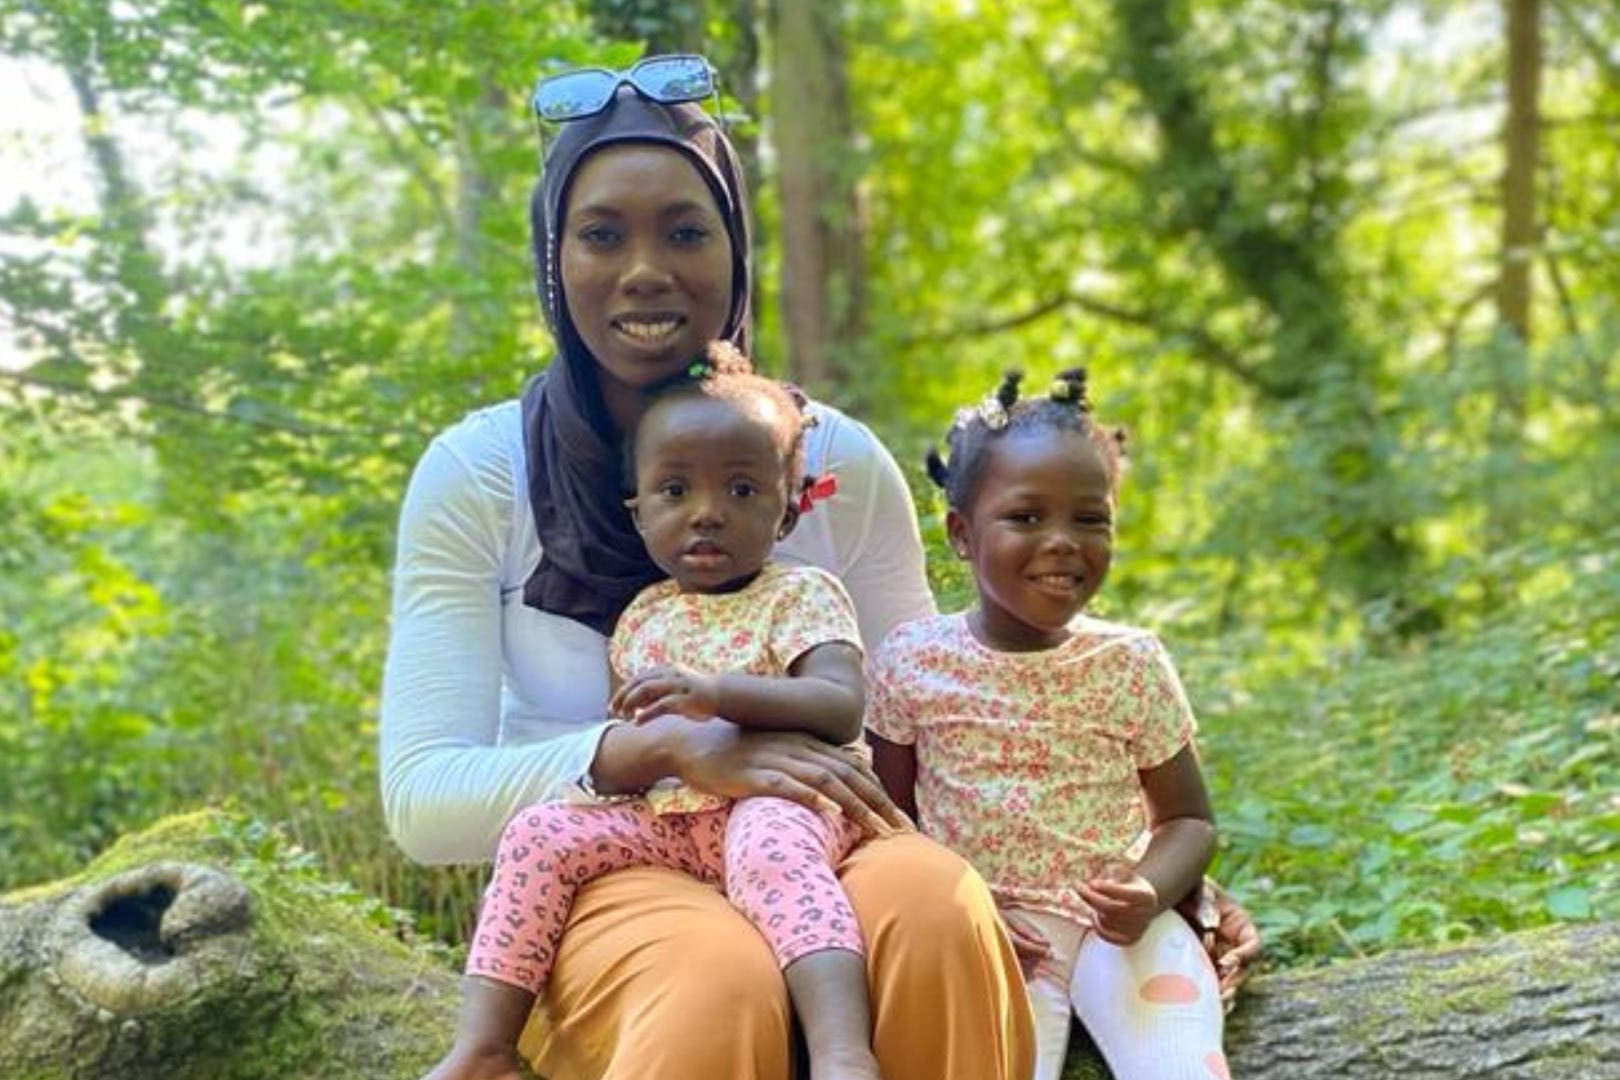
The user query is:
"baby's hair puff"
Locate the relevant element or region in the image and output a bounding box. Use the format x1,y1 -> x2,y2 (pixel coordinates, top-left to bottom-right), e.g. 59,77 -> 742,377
636,340 -> 819,499
925,367 -> 1129,511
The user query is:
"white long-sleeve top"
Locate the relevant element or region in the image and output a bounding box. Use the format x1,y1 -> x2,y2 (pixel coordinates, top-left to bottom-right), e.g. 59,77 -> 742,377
379,397 -> 935,865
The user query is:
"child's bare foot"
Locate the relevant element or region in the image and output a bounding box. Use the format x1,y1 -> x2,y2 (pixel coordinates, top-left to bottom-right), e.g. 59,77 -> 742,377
810,1045 -> 884,1080
420,1044 -> 526,1080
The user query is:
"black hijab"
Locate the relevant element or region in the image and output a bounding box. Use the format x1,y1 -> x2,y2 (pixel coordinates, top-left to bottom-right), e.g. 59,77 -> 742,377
520,89 -> 753,636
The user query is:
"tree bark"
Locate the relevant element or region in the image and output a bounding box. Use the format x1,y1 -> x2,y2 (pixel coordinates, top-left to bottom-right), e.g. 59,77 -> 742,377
765,0 -> 866,395
1499,0 -> 1542,346
1487,0 -> 1543,548
6,812 -> 1616,1079
588,0 -> 709,54
1062,920 -> 1620,1079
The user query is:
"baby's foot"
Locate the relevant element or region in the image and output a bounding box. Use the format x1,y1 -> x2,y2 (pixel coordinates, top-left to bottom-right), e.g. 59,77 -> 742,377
809,1045 -> 885,1080
420,1044 -> 526,1080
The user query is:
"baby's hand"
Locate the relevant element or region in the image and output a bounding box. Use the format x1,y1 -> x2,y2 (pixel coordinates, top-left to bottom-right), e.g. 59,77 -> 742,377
610,665 -> 721,723
1077,864 -> 1159,947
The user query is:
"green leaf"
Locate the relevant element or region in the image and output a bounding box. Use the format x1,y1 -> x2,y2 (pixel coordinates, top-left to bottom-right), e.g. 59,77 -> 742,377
1545,887 -> 1592,920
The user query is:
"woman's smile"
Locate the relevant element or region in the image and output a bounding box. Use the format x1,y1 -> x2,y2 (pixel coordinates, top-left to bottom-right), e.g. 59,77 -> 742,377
612,311 -> 686,345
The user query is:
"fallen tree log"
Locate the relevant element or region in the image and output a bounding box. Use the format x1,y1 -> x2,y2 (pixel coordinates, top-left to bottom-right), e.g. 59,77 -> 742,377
3,811 -> 1615,1079
1061,916 -> 1620,1079
0,811 -> 460,1080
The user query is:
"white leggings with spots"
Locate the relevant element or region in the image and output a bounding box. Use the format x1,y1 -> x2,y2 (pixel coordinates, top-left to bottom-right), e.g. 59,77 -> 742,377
1012,907 -> 1229,1080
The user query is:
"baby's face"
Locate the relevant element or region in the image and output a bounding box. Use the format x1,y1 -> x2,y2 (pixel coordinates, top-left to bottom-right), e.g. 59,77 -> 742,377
628,394 -> 794,594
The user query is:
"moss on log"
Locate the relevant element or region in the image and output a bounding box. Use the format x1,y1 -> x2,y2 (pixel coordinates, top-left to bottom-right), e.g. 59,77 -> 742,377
1062,920 -> 1620,1079
5,810 -> 1615,1079
0,810 -> 458,1080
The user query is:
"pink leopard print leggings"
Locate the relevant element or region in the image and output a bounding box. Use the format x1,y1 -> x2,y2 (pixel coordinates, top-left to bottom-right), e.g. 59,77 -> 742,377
467,797 -> 866,993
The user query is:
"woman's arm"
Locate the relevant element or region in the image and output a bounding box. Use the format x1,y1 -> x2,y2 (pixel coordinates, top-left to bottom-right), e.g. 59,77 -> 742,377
867,732 -> 918,822
593,714 -> 910,834
379,432 -> 612,865
609,642 -> 865,744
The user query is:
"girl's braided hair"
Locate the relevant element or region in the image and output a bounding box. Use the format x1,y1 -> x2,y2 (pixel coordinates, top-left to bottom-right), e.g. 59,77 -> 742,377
925,367 -> 1128,510
631,340 -> 816,496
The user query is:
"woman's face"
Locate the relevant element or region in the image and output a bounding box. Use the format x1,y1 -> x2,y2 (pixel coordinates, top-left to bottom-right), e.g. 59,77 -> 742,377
559,144 -> 734,411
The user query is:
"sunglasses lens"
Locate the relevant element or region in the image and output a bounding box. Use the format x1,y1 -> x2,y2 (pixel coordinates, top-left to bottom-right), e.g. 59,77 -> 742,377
630,55 -> 713,103
533,69 -> 617,121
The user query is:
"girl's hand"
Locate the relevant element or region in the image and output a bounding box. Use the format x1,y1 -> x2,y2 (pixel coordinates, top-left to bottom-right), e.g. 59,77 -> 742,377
1078,866 -> 1159,947
999,907 -> 1055,981
611,665 -> 721,723
669,721 -> 912,836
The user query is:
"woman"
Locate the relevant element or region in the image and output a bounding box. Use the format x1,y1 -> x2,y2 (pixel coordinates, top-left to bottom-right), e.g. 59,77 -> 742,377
380,74 -> 1034,1079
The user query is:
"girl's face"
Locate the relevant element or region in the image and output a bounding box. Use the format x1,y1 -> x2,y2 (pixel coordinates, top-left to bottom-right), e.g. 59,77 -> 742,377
948,428 -> 1115,652
559,144 -> 734,426
627,394 -> 798,594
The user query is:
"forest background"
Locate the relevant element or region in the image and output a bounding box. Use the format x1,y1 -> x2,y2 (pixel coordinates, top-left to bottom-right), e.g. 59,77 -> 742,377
2,0 -> 1616,973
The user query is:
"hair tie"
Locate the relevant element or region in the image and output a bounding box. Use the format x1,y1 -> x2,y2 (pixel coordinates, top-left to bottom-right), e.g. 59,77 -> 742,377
798,473 -> 838,513
686,358 -> 713,380
976,393 -> 1010,431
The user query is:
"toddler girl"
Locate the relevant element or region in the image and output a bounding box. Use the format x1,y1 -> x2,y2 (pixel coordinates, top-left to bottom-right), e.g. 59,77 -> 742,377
867,369 -> 1228,1080
425,343 -> 886,1080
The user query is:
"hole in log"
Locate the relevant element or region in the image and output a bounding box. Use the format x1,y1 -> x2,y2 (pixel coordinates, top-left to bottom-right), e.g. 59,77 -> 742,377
89,884 -> 177,963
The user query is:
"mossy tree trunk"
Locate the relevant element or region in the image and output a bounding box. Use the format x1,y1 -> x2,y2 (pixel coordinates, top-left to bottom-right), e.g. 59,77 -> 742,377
5,812 -> 1615,1079
1062,920 -> 1620,1079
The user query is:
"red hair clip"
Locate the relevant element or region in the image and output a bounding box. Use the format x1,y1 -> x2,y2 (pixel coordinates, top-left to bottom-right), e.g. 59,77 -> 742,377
798,474 -> 838,513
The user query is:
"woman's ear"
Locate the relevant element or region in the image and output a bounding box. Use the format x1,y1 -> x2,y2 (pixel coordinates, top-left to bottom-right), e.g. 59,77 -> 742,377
776,502 -> 801,541
945,508 -> 970,559
624,497 -> 643,532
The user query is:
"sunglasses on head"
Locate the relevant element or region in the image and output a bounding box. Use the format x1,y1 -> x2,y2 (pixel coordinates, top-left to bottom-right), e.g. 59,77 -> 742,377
531,54 -> 721,124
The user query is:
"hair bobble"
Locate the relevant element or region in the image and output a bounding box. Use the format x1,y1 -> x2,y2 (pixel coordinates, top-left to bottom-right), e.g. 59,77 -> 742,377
1048,367 -> 1090,410
798,473 -> 838,512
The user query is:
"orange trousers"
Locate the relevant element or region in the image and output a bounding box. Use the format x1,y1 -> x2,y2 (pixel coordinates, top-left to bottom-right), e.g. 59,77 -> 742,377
517,831 -> 1035,1080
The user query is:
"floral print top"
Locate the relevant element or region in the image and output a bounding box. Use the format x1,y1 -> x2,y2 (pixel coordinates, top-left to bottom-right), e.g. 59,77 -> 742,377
866,612 -> 1196,925
612,562 -> 864,814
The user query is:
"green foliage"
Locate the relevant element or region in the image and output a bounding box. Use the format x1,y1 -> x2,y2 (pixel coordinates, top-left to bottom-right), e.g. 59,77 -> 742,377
1190,531 -> 1620,966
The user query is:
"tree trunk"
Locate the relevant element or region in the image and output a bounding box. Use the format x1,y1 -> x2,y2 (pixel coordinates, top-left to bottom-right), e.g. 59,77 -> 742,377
6,812 -> 1616,1079
1062,920 -> 1620,1079
1499,0 -> 1542,346
1488,0 -> 1542,548
588,0 -> 709,54
765,0 -> 866,396
450,75 -> 508,372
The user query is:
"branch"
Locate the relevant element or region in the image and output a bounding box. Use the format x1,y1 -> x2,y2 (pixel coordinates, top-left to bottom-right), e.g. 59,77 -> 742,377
1299,1 -> 1345,239
1434,278 -> 1497,371
359,97 -> 456,233
0,366 -> 343,438
899,290 -> 1271,392
1549,0 -> 1620,91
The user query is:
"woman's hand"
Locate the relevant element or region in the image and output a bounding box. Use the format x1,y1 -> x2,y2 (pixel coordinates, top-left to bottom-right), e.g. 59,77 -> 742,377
669,720 -> 912,836
610,664 -> 720,723
1206,881 -> 1262,1009
1175,879 -> 1262,1010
